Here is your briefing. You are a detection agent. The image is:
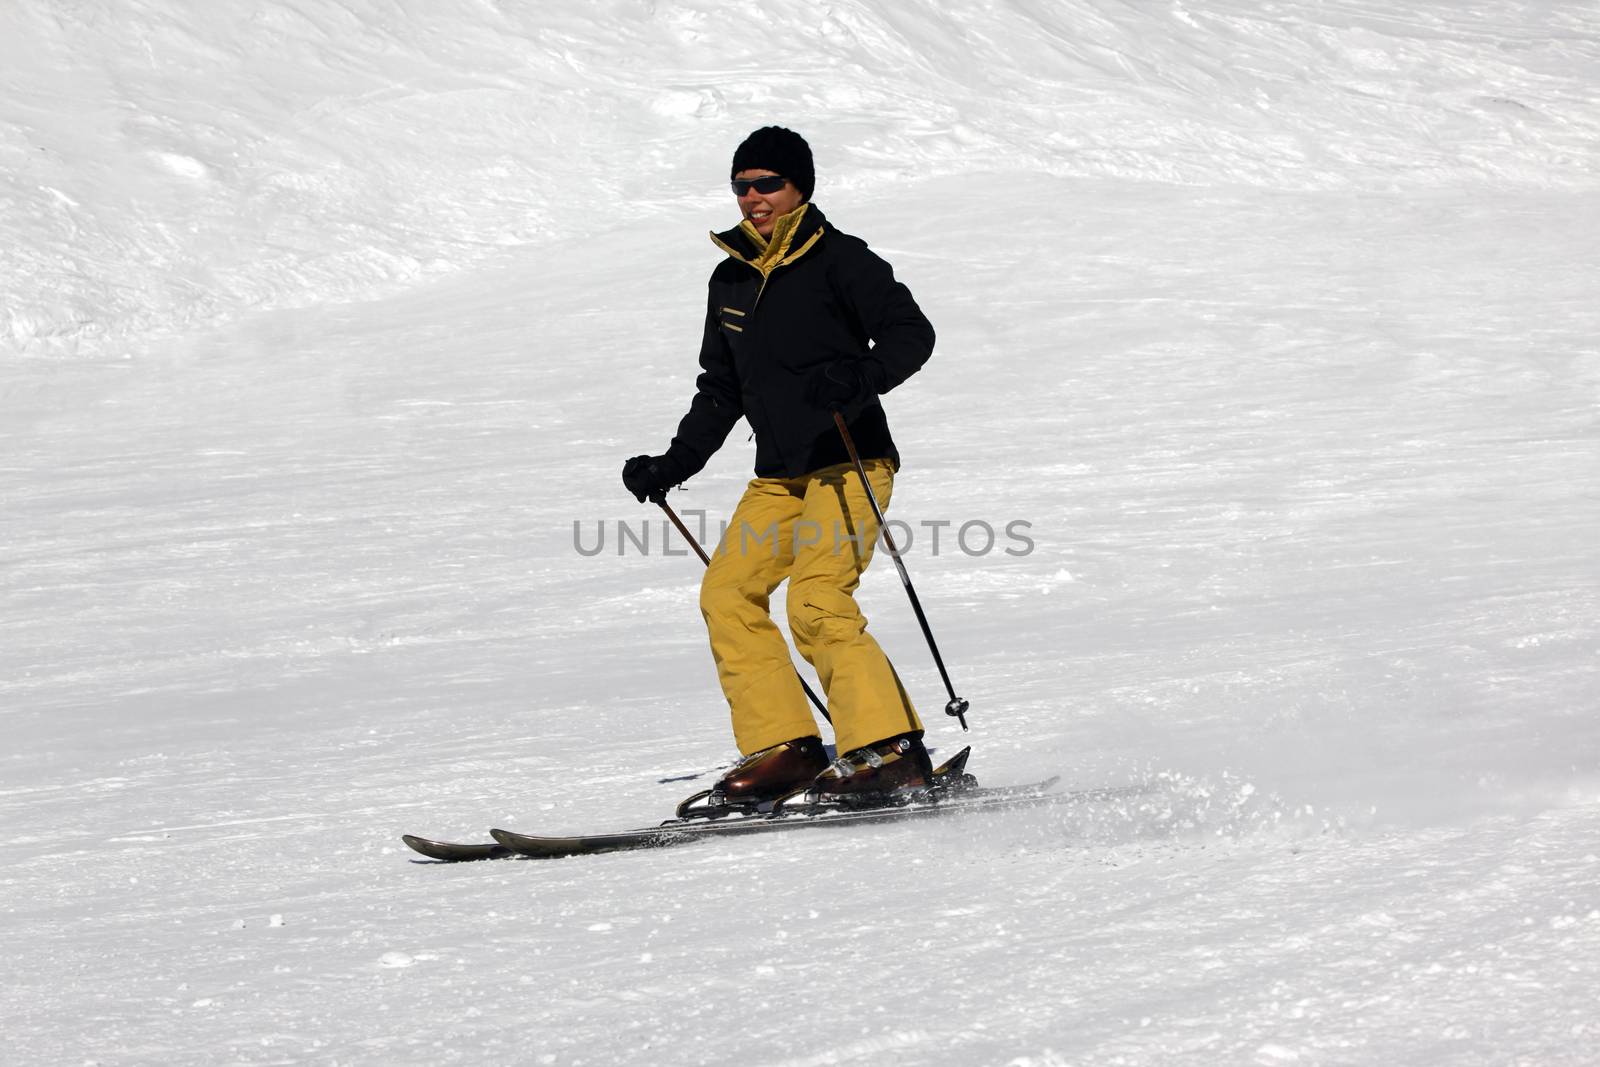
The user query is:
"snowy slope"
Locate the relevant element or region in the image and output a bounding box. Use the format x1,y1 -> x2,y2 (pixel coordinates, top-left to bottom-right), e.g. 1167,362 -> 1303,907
4,0 -> 1597,360
4,1 -> 1600,1065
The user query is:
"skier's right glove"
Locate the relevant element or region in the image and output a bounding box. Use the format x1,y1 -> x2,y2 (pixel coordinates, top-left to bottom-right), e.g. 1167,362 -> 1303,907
622,453 -> 684,504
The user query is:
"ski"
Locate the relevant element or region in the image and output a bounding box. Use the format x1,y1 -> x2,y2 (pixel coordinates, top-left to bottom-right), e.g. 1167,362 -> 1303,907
485,780 -> 1146,861
402,745 -> 981,863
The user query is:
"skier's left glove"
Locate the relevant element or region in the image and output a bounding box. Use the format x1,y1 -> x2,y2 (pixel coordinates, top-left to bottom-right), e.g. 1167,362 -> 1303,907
806,360 -> 880,417
622,453 -> 685,504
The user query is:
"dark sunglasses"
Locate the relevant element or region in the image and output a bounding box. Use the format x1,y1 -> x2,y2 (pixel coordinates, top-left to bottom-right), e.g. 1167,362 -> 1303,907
731,175 -> 789,196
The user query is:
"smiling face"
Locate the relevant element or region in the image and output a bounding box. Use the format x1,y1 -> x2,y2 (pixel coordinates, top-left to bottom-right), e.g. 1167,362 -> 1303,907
734,168 -> 805,238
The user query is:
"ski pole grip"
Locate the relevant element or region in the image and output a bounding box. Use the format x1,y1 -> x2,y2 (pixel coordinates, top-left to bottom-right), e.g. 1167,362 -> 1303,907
945,697 -> 970,731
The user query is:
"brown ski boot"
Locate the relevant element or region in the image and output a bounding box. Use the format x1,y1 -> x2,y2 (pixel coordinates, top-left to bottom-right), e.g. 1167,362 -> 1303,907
799,732 -> 933,809
677,736 -> 829,818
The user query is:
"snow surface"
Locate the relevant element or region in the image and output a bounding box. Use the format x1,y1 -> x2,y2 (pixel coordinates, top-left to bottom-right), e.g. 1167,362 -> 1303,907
4,1 -> 1599,1064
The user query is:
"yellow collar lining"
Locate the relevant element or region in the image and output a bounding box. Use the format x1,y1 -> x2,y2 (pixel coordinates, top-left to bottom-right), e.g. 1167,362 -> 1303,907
709,204 -> 824,279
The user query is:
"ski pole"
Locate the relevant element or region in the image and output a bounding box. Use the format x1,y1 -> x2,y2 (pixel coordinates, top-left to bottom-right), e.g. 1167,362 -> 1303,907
832,411 -> 970,730
657,499 -> 713,567
656,499 -> 832,724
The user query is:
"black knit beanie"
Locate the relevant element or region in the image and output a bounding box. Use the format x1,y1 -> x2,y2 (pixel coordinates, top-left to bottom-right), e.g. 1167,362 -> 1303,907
730,126 -> 815,201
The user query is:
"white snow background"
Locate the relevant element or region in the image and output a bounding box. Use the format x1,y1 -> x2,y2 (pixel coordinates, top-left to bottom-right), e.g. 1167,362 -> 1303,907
4,1 -> 1599,1064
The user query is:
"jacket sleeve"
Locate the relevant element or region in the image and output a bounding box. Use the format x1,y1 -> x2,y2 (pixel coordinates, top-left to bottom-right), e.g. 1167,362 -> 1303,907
833,243 -> 936,393
664,293 -> 744,480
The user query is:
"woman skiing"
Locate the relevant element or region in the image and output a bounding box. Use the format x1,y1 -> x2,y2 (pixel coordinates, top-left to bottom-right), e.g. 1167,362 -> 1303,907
622,126 -> 936,809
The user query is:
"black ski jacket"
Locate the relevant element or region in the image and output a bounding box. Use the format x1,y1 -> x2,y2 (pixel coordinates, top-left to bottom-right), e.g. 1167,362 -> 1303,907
663,204 -> 935,480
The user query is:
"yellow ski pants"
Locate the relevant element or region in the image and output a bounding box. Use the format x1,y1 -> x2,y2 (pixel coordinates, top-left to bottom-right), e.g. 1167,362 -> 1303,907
699,459 -> 922,756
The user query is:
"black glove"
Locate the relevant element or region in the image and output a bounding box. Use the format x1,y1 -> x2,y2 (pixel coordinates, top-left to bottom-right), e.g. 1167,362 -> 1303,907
806,360 -> 877,415
622,453 -> 683,504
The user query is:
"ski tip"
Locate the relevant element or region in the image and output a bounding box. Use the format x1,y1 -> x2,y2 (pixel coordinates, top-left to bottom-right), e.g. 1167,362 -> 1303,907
489,827 -> 555,853
402,834 -> 515,862
488,827 -> 588,859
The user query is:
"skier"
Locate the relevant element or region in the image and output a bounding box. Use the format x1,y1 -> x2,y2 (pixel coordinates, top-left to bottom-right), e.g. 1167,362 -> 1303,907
622,126 -> 937,809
